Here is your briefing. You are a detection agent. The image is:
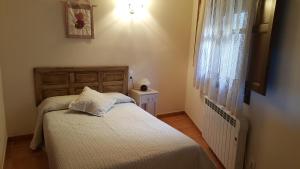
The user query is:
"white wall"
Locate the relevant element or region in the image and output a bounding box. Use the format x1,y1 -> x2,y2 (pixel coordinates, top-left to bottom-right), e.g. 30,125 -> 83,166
0,0 -> 193,136
0,67 -> 7,169
185,0 -> 300,169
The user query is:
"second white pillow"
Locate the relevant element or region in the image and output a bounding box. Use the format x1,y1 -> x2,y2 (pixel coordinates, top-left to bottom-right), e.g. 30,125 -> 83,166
69,87 -> 116,116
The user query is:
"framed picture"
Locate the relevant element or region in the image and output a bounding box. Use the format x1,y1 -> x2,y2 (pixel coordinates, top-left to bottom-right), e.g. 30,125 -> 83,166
65,3 -> 94,39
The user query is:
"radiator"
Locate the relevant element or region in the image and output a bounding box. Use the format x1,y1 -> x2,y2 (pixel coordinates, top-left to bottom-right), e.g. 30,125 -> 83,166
202,97 -> 248,169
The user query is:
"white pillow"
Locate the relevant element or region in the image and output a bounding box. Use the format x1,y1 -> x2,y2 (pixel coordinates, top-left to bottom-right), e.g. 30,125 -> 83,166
103,92 -> 136,104
69,87 -> 116,116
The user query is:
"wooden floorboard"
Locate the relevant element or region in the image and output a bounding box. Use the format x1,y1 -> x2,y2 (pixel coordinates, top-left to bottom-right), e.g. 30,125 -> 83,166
4,113 -> 224,169
159,113 -> 224,169
4,138 -> 49,169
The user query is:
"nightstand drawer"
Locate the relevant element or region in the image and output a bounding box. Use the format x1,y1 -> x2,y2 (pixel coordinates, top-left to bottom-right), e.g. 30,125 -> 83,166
141,94 -> 157,104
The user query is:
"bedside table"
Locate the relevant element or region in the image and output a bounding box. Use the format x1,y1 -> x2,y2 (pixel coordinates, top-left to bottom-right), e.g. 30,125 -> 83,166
130,89 -> 159,116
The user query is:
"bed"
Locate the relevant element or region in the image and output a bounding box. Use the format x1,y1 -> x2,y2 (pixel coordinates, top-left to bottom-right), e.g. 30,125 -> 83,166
30,67 -> 215,169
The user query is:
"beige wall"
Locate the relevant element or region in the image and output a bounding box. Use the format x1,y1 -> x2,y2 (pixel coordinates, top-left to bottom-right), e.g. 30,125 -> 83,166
0,67 -> 7,169
184,0 -> 205,131
185,0 -> 300,169
0,0 -> 193,136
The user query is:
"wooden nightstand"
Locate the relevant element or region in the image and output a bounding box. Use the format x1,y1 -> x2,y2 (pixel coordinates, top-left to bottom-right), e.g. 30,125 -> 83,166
130,89 -> 159,116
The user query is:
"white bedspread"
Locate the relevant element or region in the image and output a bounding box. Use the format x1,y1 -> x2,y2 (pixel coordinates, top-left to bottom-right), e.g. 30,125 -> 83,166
33,102 -> 215,169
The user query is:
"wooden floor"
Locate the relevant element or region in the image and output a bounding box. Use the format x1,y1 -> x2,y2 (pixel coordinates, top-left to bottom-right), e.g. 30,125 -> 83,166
4,113 -> 224,169
158,113 -> 224,169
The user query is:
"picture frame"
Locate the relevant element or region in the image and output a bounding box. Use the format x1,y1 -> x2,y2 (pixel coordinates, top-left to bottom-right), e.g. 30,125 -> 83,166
64,3 -> 94,39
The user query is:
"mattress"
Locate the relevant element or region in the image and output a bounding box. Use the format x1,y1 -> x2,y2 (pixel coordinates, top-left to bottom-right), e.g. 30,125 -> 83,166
38,102 -> 215,169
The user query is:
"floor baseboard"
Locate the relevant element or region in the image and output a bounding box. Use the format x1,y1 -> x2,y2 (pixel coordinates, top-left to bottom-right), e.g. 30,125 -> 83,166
7,134 -> 33,142
156,111 -> 186,118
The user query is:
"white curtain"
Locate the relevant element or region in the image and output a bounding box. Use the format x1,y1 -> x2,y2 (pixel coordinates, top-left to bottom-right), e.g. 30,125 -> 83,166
194,0 -> 255,116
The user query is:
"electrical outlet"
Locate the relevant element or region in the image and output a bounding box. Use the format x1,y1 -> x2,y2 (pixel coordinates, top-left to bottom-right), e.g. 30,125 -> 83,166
248,160 -> 256,169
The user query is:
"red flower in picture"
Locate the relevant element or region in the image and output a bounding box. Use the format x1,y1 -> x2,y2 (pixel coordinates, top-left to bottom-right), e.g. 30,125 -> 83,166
75,12 -> 85,29
65,3 -> 94,39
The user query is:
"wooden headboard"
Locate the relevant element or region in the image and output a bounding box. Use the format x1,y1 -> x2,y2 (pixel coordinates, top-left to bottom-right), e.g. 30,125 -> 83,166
34,66 -> 128,105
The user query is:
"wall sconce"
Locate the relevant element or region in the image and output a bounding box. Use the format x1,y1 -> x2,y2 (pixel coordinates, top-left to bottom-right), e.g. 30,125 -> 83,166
115,0 -> 150,21
128,0 -> 144,15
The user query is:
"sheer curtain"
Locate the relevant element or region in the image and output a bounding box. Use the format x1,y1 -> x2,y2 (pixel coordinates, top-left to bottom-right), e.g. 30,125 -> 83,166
194,0 -> 254,116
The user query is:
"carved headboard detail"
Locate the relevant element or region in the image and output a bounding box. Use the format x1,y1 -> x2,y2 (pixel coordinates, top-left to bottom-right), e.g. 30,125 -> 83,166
34,66 -> 128,105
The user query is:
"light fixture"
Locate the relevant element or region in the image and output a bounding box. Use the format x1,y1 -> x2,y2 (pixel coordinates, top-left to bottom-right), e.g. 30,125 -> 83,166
128,0 -> 144,15
114,0 -> 150,21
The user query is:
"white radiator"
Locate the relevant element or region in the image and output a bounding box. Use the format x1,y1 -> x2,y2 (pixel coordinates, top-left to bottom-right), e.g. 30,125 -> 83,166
202,97 -> 248,169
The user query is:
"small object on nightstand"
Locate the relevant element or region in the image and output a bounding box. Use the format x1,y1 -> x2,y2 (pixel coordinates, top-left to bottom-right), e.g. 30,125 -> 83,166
130,88 -> 159,116
140,85 -> 148,91
136,78 -> 151,91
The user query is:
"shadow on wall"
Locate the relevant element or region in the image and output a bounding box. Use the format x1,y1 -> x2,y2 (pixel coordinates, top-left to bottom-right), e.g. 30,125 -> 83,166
267,0 -> 300,123
243,0 -> 300,168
